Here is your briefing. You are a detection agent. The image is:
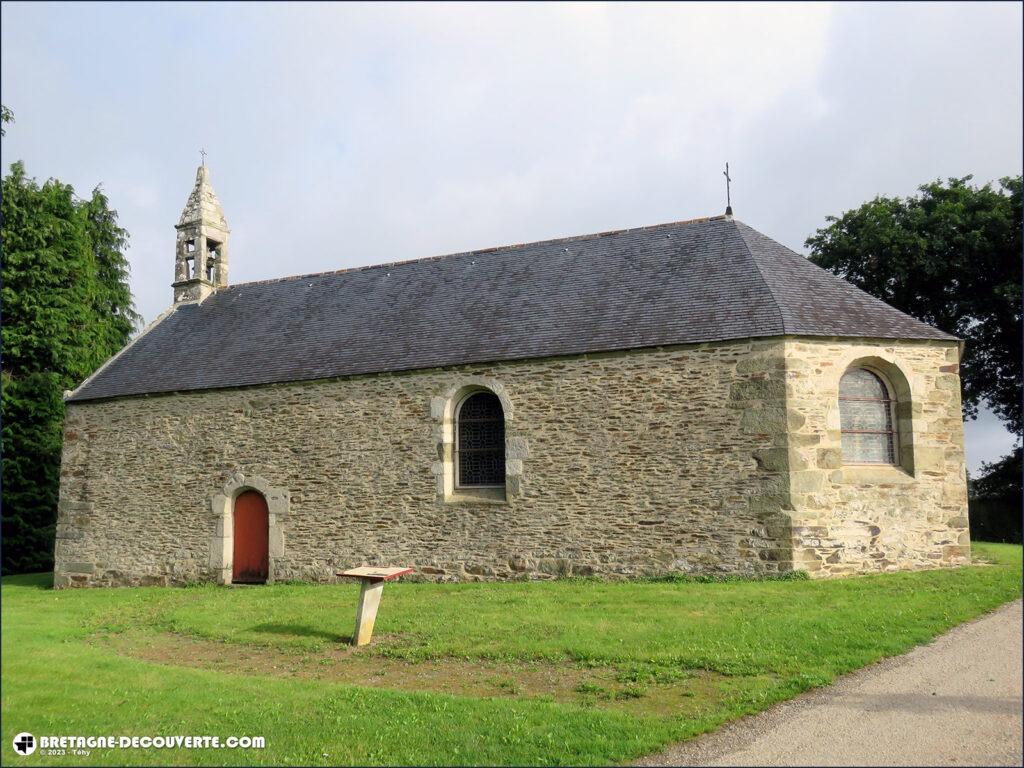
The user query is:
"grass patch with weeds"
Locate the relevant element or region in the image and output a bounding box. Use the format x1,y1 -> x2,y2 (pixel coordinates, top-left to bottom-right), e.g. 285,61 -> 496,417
2,543 -> 1020,765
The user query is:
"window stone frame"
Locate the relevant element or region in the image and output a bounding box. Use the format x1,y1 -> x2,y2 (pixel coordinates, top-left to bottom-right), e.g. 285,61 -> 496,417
833,356 -> 916,479
430,377 -> 527,504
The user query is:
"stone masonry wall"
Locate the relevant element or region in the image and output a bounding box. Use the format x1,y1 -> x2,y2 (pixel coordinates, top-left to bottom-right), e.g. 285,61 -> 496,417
54,339 -> 794,586
54,336 -> 969,587
782,338 -> 969,576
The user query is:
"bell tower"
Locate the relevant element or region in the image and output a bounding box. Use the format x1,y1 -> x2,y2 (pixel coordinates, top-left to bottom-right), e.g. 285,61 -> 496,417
173,164 -> 230,305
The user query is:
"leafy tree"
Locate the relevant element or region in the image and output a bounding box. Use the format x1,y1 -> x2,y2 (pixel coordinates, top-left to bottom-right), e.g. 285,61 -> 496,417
1,104 -> 12,136
971,447 -> 1022,500
967,447 -> 1022,543
806,175 -> 1022,437
2,163 -> 97,381
82,187 -> 140,354
0,371 -> 65,571
1,161 -> 138,574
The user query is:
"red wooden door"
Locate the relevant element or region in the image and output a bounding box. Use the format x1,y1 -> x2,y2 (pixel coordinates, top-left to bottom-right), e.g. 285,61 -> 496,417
233,490 -> 269,584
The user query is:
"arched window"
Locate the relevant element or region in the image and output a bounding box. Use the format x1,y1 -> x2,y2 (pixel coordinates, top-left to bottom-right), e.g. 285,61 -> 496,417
839,368 -> 897,465
456,391 -> 505,487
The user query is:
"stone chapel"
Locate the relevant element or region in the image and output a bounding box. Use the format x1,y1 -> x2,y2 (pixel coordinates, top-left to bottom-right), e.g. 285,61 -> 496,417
53,166 -> 970,587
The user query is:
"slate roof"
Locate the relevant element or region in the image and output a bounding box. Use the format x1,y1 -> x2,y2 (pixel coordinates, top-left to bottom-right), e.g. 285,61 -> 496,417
69,216 -> 955,402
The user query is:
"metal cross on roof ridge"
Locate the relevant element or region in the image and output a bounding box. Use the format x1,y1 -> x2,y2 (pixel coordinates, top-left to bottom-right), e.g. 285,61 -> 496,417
200,148 -> 207,166
723,162 -> 733,216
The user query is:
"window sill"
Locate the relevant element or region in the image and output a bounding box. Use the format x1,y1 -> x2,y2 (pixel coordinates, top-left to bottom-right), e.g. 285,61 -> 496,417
833,465 -> 916,485
446,487 -> 507,504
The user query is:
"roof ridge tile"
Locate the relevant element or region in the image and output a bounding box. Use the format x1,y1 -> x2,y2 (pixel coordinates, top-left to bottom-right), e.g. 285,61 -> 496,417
227,215 -> 731,289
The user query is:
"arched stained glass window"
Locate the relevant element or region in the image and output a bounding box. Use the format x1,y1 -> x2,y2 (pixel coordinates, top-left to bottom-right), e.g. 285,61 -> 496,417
839,368 -> 897,464
456,392 -> 506,487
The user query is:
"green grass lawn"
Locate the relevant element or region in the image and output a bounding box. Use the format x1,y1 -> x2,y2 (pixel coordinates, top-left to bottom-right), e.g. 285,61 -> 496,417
3,543 -> 1021,766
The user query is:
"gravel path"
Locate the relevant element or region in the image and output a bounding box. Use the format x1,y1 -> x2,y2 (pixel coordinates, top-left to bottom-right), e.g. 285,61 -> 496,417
636,599 -> 1023,767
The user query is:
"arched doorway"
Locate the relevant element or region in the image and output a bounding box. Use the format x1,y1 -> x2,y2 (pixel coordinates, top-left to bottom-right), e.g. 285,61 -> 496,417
233,490 -> 269,584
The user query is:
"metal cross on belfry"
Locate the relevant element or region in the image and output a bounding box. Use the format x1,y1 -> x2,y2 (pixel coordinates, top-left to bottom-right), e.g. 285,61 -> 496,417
200,148 -> 207,166
723,162 -> 733,216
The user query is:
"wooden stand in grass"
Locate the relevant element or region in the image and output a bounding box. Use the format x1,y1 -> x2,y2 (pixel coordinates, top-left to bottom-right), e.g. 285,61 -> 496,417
338,566 -> 414,646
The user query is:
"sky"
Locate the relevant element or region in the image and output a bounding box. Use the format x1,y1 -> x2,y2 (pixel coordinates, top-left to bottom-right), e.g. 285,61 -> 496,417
2,1 -> 1021,471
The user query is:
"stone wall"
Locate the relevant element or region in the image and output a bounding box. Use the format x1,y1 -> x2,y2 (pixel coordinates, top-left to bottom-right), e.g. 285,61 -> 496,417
782,338 -> 969,576
53,335 -> 968,587
54,339 -> 792,586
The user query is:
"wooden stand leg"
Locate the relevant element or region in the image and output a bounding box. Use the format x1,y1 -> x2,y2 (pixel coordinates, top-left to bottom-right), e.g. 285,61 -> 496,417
352,579 -> 385,646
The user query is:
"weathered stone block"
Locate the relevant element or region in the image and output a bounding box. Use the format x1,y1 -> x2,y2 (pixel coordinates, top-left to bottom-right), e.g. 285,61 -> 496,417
942,545 -> 970,561
790,471 -> 825,494
753,447 -> 789,472
506,437 -> 530,460
741,407 -> 787,435
816,447 -> 842,469
730,379 -> 786,402
736,356 -> 784,374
